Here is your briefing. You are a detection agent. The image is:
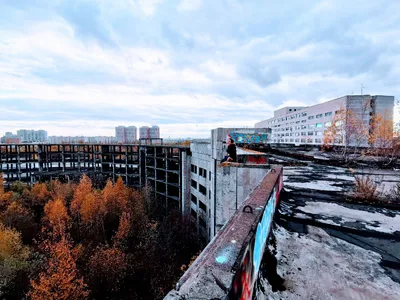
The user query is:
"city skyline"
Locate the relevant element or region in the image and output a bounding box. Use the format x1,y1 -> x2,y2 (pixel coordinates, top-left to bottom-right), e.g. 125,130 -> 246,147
1,1 -> 400,138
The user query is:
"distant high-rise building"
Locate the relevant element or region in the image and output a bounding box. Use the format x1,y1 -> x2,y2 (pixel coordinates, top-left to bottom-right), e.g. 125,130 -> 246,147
115,126 -> 137,143
150,126 -> 160,139
16,129 -> 47,142
140,126 -> 160,139
115,126 -> 126,143
139,126 -> 149,139
126,126 -> 137,143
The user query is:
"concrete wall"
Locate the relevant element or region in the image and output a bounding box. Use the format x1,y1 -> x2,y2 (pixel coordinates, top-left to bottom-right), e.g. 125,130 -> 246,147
189,136 -> 271,240
164,166 -> 284,300
215,165 -> 270,232
189,142 -> 213,238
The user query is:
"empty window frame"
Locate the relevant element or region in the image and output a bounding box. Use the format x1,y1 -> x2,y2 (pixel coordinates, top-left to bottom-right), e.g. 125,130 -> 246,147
191,179 -> 197,189
199,184 -> 207,196
191,193 -> 197,204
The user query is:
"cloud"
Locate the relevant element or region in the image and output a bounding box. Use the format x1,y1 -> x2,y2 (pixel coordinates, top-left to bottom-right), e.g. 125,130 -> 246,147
177,0 -> 203,12
135,0 -> 165,16
0,0 -> 399,138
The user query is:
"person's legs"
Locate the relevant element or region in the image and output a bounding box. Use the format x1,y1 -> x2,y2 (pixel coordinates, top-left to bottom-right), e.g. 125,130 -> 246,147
221,155 -> 229,163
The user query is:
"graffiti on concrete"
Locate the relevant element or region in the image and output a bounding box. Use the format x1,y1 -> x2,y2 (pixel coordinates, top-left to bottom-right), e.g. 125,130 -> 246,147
215,244 -> 236,265
229,171 -> 282,300
253,187 -> 276,276
230,241 -> 254,299
246,156 -> 268,164
227,129 -> 270,144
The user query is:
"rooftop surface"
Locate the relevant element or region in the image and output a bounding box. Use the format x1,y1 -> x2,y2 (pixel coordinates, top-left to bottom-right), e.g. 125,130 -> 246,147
256,155 -> 400,299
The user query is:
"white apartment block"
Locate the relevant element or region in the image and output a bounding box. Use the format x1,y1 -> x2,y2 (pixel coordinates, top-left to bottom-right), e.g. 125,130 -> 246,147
255,95 -> 394,146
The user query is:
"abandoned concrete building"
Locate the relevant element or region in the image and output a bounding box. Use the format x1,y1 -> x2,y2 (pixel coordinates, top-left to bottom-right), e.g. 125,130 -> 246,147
0,128 -> 271,242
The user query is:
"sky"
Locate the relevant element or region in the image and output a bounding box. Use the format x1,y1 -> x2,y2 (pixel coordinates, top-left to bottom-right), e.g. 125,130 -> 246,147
1,0 -> 399,138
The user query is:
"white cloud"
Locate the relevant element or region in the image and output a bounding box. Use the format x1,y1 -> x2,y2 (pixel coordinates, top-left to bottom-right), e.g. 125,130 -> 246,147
177,0 -> 203,12
137,0 -> 164,16
1,0 -> 399,138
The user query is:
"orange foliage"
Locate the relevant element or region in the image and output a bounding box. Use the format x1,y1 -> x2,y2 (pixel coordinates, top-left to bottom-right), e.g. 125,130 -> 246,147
369,112 -> 394,148
102,179 -> 114,205
80,193 -> 105,224
71,175 -> 93,218
0,222 -> 30,263
323,106 -> 368,147
49,180 -> 75,205
30,183 -> 51,206
44,198 -> 71,237
113,212 -> 131,248
112,177 -> 128,214
0,174 -> 13,212
79,192 -> 106,240
29,238 -> 89,300
103,178 -> 128,218
182,140 -> 191,147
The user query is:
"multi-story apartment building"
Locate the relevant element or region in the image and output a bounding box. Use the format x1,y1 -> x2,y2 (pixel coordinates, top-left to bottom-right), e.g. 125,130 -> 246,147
125,126 -> 137,143
139,126 -> 149,139
47,136 -> 115,144
115,126 -> 126,143
140,126 -> 160,139
0,132 -> 21,144
255,95 -> 394,146
16,129 -> 48,143
149,126 -> 160,138
115,126 -> 137,143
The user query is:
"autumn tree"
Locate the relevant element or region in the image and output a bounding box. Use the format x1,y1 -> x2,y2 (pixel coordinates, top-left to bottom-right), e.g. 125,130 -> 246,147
113,212 -> 131,250
30,182 -> 52,207
1,201 -> 36,244
29,237 -> 89,300
87,247 -> 127,299
323,106 -> 368,163
368,111 -> 399,166
112,177 -> 128,216
0,222 -> 31,297
44,198 -> 71,239
79,191 -> 106,242
48,180 -> 76,206
70,175 -> 93,239
0,173 -> 14,213
102,178 -> 128,240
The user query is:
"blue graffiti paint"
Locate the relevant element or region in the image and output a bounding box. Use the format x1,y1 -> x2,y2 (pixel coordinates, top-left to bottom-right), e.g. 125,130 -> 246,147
216,256 -> 228,264
252,188 -> 276,276
229,131 -> 270,144
215,244 -> 236,264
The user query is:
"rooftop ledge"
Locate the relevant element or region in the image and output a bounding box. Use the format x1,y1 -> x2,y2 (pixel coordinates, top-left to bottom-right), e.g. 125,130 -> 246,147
165,166 -> 283,300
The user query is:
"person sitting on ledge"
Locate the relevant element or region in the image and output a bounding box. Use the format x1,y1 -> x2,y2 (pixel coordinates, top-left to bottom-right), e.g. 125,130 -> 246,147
221,138 -> 237,163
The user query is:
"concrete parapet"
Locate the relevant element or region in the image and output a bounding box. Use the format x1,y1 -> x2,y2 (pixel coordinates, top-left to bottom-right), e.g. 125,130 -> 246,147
165,166 -> 284,300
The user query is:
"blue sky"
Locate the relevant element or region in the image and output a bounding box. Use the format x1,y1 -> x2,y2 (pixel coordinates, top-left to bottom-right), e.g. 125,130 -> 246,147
1,0 -> 399,138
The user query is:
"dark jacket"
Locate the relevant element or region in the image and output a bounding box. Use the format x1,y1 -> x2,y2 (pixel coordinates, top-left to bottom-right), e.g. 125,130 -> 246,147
227,143 -> 237,162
